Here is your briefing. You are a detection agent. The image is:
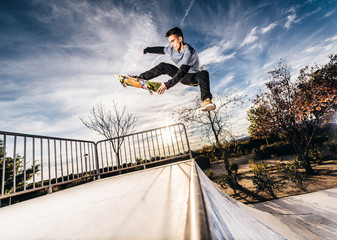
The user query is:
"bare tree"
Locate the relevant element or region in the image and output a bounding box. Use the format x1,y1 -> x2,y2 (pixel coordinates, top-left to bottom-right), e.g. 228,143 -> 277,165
172,92 -> 244,171
81,100 -> 138,166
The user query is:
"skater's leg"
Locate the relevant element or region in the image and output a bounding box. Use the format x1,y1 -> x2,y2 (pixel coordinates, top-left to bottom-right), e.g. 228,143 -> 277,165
181,71 -> 212,101
196,70 -> 212,101
180,73 -> 199,86
139,62 -> 178,80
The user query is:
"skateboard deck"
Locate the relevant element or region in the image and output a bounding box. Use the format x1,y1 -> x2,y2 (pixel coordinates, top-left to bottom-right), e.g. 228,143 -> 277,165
114,74 -> 161,95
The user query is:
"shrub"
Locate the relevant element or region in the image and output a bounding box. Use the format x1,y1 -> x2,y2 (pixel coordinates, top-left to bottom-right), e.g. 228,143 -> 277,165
215,162 -> 239,194
254,142 -> 293,159
278,157 -> 306,190
324,141 -> 337,157
249,160 -> 278,198
205,169 -> 214,179
199,144 -> 222,161
195,155 -> 211,169
226,163 -> 239,194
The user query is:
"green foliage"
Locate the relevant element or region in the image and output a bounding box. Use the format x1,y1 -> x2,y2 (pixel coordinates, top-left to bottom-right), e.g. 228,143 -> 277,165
247,55 -> 337,175
215,162 -> 239,194
0,156 -> 39,195
0,140 -> 40,195
205,169 -> 214,179
226,163 -> 239,193
195,155 -> 211,169
325,141 -> 337,157
199,144 -> 222,161
278,157 -> 307,190
249,160 -> 278,198
308,146 -> 323,164
254,142 -> 293,159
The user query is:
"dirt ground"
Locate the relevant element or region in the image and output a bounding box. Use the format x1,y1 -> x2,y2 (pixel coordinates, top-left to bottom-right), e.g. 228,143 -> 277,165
208,154 -> 337,204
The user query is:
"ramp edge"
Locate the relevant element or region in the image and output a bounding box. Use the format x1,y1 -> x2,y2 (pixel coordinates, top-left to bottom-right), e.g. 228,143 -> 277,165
185,159 -> 212,240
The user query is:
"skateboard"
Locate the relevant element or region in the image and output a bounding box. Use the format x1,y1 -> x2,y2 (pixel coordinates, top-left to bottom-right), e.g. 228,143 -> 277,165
114,74 -> 161,95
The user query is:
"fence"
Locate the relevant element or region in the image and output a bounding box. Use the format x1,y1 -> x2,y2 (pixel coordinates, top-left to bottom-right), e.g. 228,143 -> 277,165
0,123 -> 191,203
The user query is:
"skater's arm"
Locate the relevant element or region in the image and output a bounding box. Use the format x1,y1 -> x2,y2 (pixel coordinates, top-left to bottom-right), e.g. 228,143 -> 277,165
143,47 -> 165,55
164,65 -> 191,90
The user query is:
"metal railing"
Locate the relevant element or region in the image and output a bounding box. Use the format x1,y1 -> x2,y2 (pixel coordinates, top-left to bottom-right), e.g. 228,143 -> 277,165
0,123 -> 192,203
0,132 -> 98,202
96,123 -> 192,175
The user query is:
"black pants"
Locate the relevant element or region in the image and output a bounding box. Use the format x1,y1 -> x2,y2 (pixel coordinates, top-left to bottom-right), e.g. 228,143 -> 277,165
139,62 -> 212,101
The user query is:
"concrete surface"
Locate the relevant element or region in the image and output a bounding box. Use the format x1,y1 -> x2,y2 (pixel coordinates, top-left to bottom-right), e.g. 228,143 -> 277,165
0,159 -> 336,240
0,161 -> 193,240
252,188 -> 337,240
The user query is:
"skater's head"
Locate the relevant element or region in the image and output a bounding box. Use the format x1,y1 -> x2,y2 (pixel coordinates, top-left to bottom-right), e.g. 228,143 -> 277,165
166,27 -> 184,52
165,27 -> 184,40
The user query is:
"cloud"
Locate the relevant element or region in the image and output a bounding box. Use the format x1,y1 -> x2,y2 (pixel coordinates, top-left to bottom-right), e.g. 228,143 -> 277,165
323,7 -> 337,18
1,0 -> 337,142
325,34 -> 337,42
241,26 -> 259,46
285,13 -> 299,29
284,5 -> 321,29
261,23 -> 277,34
214,75 -> 234,92
198,46 -> 235,68
0,1 -> 187,137
240,22 -> 277,48
180,0 -> 195,26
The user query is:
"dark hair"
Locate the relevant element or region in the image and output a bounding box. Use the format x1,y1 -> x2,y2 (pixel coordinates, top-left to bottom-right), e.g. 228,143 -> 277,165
165,27 -> 184,40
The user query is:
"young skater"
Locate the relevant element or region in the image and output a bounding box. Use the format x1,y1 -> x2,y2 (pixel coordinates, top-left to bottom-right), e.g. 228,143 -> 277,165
134,27 -> 216,111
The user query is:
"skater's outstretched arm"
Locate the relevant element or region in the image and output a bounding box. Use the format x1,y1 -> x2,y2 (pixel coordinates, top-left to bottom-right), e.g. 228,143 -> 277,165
143,47 -> 165,55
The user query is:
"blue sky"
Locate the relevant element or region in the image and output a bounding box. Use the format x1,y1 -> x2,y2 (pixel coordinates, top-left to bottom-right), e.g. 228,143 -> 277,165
0,0 -> 336,144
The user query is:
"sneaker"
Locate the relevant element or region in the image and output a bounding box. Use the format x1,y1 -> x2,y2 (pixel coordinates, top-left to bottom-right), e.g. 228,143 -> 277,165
200,98 -> 216,111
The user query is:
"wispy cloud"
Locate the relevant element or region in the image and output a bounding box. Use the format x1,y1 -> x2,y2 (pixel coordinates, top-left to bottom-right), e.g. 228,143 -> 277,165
180,0 -> 195,26
285,12 -> 300,29
261,23 -> 278,34
323,7 -> 337,18
199,46 -> 235,68
240,22 -> 277,48
0,1 -> 177,137
284,4 -> 321,29
241,26 -> 259,46
325,34 -> 337,42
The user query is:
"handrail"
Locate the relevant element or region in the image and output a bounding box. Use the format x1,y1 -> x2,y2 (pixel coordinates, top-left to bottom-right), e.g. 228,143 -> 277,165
185,159 -> 212,240
0,131 -> 96,143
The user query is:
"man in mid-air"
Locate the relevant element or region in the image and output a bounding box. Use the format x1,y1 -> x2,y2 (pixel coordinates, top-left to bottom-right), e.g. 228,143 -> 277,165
134,27 -> 216,111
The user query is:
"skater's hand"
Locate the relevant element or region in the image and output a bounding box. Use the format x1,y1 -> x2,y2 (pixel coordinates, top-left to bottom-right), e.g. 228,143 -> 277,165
157,82 -> 167,95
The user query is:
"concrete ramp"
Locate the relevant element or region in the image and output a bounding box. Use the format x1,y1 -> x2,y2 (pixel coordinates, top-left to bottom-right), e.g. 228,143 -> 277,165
0,160 -> 194,240
0,159 -> 335,239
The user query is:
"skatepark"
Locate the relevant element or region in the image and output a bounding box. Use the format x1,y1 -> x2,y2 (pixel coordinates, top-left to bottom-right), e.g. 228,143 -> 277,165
0,124 -> 337,239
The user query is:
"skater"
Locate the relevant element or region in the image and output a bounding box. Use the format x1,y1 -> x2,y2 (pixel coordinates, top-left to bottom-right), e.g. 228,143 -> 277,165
134,27 -> 216,111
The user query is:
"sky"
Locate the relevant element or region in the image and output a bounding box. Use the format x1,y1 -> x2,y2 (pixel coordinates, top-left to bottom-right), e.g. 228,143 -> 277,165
0,0 -> 337,145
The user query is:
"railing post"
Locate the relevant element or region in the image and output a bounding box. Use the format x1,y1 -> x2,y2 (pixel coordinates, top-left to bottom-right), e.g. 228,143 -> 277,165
181,123 -> 193,159
94,143 -> 100,180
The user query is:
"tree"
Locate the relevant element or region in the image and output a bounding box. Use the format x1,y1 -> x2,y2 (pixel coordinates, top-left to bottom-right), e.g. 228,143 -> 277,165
0,140 -> 40,195
248,55 -> 337,174
81,101 -> 138,166
172,92 -> 244,171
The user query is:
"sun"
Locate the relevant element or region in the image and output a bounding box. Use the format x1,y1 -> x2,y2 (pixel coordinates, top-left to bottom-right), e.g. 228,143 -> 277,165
161,127 -> 173,145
